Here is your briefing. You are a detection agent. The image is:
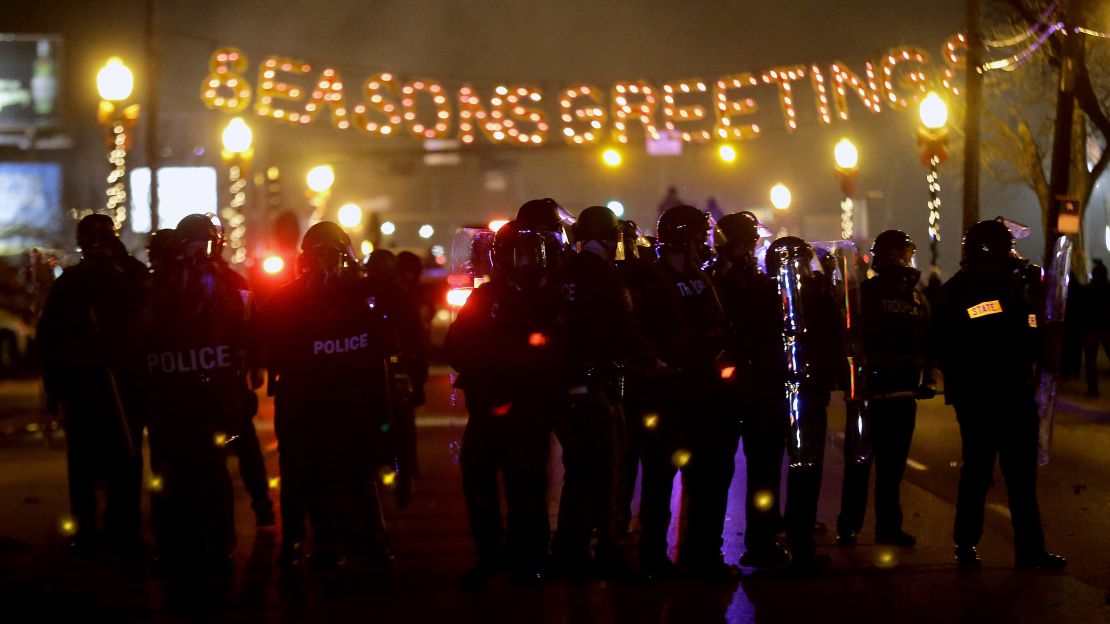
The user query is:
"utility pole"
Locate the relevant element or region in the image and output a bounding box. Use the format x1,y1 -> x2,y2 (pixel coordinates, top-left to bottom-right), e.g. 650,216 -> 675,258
1045,0 -> 1080,263
962,0 -> 983,234
144,0 -> 161,230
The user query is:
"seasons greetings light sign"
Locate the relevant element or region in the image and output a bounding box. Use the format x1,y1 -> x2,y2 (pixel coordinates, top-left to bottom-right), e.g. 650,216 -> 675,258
200,34 -> 966,147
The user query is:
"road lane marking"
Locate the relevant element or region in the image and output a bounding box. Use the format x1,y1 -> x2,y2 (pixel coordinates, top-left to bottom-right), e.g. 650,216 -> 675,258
906,458 -> 927,471
416,416 -> 468,427
988,503 -> 1012,519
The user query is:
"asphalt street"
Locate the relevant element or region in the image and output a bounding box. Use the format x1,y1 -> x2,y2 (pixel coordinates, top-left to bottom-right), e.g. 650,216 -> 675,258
0,369 -> 1108,622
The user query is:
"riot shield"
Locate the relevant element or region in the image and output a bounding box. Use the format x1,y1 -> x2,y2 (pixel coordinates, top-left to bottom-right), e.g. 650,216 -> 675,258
447,227 -> 495,312
449,227 -> 495,284
1036,235 -> 1073,466
812,241 -> 871,465
769,238 -> 825,468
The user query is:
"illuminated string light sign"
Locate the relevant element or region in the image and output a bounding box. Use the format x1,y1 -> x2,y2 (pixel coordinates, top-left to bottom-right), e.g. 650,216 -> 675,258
200,34 -> 967,147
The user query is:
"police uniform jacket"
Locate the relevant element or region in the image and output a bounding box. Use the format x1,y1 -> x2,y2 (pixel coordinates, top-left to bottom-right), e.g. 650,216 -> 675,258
557,249 -> 655,388
639,260 -> 729,382
935,267 -> 1039,405
859,272 -> 932,397
445,279 -> 566,410
262,276 -> 397,404
714,263 -> 786,402
141,261 -> 254,433
38,254 -> 148,406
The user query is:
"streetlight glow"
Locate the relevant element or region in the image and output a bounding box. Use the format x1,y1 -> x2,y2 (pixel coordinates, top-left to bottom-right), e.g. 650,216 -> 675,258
607,200 -> 625,217
306,164 -> 335,193
919,91 -> 948,130
834,138 -> 859,171
770,183 -> 792,210
221,116 -> 253,154
602,148 -> 622,167
97,57 -> 133,102
488,219 -> 509,232
337,203 -> 362,229
380,220 -> 396,235
419,224 -> 435,239
718,144 -> 737,163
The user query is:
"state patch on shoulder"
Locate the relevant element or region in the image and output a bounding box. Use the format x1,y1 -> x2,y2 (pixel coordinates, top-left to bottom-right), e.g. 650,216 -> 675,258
967,299 -> 1002,319
1028,314 -> 1038,328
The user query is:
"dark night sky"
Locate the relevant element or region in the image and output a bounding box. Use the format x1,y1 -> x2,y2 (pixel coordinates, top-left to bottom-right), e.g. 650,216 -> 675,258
7,0 -> 1082,271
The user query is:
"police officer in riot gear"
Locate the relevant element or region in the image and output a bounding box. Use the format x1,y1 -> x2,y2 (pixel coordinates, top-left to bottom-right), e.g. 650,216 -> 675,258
935,220 -> 1066,569
176,215 -> 275,528
613,219 -> 658,538
263,222 -> 397,569
447,220 -> 564,587
394,250 -> 431,407
713,212 -> 790,567
363,248 -> 427,507
38,214 -> 148,554
549,206 -> 653,578
765,236 -> 843,573
637,205 -> 735,579
836,230 -> 933,548
142,214 -> 255,570
147,229 -> 182,279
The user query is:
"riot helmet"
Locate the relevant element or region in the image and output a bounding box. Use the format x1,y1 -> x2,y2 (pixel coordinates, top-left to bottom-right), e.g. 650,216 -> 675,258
715,211 -> 764,271
76,214 -> 124,261
492,220 -> 555,288
147,228 -> 182,275
574,205 -> 620,260
717,211 -> 761,246
396,250 -> 423,286
364,249 -> 398,281
765,236 -> 814,280
177,213 -> 224,262
517,198 -> 569,232
657,204 -> 713,268
300,221 -> 360,284
962,219 -> 1015,268
574,205 -> 620,243
871,229 -> 920,284
516,197 -> 573,250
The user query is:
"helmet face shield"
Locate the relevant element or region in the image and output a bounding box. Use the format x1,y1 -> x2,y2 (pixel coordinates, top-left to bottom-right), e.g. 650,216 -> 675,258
617,220 -> 651,262
304,241 -> 358,283
177,213 -> 224,264
505,230 -> 550,271
299,221 -> 359,284
491,223 -> 559,288
183,237 -> 219,262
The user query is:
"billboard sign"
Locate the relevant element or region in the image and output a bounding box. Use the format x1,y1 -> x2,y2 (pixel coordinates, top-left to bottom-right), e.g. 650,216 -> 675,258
0,35 -> 62,131
0,162 -> 62,253
130,167 -> 219,233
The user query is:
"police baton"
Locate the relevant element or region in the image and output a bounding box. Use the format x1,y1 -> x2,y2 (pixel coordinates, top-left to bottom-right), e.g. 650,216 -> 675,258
88,308 -> 138,458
